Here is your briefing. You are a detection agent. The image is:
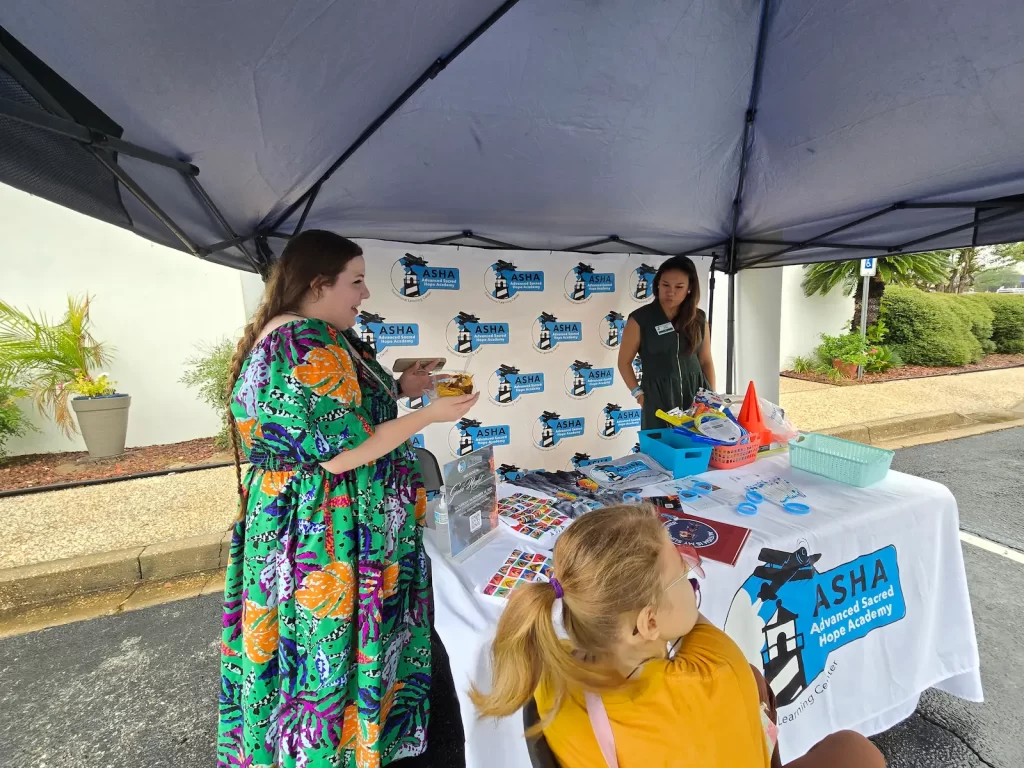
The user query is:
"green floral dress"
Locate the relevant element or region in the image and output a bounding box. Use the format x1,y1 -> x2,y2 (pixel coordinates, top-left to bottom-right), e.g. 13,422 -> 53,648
219,318 -> 431,768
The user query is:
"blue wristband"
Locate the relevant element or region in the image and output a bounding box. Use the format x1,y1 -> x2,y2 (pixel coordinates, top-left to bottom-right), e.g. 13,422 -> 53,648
631,386 -> 643,398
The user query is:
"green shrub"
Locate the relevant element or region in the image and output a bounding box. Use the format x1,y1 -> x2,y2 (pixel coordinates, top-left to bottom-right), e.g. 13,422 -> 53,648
0,385 -> 33,460
979,293 -> 1024,354
181,339 -> 236,449
936,293 -> 995,352
880,286 -> 981,366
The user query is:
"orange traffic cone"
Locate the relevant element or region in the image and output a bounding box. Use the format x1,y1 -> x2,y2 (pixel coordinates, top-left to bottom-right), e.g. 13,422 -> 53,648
738,381 -> 773,448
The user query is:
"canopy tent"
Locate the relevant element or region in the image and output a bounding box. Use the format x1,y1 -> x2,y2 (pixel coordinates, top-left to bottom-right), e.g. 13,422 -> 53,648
3,0 -> 1024,388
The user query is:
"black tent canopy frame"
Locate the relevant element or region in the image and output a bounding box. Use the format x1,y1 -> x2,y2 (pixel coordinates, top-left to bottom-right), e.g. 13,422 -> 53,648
3,0 -> 1023,392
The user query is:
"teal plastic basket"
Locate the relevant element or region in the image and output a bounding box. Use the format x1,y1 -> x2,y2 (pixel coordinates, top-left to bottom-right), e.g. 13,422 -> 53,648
788,433 -> 895,487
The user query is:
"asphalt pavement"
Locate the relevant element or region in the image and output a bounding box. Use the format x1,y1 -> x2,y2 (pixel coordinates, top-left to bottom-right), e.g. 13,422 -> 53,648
2,429 -> 1023,768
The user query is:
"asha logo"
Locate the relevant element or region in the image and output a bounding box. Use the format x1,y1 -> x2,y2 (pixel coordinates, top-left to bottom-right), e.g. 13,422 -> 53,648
399,392 -> 434,411
564,360 -> 615,398
497,464 -> 530,482
724,546 -> 906,707
631,263 -> 657,301
533,411 -> 585,451
600,403 -> 642,439
599,311 -> 627,349
448,419 -> 511,457
563,262 -> 616,302
633,355 -> 643,386
445,312 -> 511,356
410,434 -> 425,449
532,312 -> 582,352
567,452 -> 613,471
485,259 -> 544,302
355,311 -> 419,355
488,364 -> 545,405
390,253 -> 460,300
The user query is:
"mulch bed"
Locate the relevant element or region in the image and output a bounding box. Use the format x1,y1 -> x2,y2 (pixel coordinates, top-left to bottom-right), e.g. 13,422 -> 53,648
783,354 -> 1024,386
0,437 -> 233,493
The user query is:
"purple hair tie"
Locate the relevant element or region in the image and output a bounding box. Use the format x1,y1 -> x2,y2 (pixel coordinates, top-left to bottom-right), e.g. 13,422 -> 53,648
550,577 -> 564,599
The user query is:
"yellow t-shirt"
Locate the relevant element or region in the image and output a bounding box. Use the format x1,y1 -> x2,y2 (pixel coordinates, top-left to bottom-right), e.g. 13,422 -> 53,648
534,624 -> 772,768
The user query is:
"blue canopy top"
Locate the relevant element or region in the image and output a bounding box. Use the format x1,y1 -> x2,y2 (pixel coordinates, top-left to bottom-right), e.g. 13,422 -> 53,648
2,0 -> 1024,272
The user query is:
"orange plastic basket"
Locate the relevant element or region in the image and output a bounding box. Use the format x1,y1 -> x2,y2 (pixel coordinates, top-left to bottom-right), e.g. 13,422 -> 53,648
709,433 -> 761,470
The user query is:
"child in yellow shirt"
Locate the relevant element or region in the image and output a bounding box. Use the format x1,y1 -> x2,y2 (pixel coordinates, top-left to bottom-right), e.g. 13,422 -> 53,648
472,504 -> 885,768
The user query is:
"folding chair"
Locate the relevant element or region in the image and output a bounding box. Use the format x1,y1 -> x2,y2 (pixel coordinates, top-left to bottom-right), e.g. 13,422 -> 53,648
523,698 -> 560,768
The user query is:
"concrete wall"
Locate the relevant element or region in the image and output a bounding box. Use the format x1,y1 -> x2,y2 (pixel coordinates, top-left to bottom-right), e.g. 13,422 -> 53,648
778,265 -> 855,369
1,185 -> 253,454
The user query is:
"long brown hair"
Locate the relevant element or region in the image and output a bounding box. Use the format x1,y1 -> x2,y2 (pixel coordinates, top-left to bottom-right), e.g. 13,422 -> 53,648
470,504 -> 667,734
653,255 -> 703,353
225,230 -> 363,512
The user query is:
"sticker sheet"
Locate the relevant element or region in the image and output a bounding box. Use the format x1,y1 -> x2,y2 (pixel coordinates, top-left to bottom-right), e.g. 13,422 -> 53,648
482,548 -> 554,600
498,493 -> 570,541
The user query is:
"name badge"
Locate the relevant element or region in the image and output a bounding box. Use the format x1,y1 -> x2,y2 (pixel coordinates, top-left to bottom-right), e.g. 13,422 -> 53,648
655,322 -> 674,335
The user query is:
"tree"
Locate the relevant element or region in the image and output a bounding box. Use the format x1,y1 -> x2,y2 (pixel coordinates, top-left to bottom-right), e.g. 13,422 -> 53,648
975,265 -> 1024,292
993,242 -> 1024,267
801,253 -> 949,330
0,295 -> 111,437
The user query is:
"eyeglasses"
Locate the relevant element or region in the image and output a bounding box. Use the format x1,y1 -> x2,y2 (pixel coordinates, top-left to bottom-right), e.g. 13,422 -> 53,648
633,571 -> 701,634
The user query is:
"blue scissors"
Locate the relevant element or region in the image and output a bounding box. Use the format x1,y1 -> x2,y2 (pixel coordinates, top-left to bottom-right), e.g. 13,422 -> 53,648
736,489 -> 763,516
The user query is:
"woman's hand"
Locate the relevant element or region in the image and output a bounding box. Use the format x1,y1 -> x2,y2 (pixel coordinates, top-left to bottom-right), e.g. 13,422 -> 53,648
398,360 -> 441,398
423,392 -> 480,424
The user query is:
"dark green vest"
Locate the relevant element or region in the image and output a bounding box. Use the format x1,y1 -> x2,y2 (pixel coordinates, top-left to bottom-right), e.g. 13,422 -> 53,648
628,302 -> 708,430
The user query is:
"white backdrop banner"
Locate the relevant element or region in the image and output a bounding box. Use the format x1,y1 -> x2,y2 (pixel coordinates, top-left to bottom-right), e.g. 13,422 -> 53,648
354,240 -> 711,473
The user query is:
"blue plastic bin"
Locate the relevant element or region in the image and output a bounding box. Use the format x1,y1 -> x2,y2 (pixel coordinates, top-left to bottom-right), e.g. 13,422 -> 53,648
638,429 -> 713,479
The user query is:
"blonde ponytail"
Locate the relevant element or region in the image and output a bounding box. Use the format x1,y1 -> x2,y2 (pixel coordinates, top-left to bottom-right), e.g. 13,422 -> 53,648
472,505 -> 667,734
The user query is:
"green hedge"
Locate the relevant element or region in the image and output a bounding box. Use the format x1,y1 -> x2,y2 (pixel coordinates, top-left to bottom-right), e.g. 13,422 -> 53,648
880,286 -> 982,366
979,293 -> 1024,354
936,293 -> 996,353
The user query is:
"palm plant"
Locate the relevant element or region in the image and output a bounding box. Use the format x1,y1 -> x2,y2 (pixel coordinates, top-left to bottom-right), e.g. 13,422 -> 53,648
802,253 -> 949,330
0,295 -> 112,436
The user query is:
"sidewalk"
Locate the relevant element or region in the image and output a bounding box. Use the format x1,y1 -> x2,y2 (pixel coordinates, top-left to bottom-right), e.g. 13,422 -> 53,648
779,367 -> 1024,432
2,368 -> 1023,619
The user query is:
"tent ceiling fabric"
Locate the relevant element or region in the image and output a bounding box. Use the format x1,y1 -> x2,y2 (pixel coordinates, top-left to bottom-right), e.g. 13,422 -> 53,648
2,0 -> 1024,272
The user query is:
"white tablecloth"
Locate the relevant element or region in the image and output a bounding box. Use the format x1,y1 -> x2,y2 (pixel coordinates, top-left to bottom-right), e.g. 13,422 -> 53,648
425,455 -> 982,766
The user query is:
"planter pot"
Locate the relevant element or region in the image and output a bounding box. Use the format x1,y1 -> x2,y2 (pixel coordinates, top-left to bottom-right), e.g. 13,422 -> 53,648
71,394 -> 131,459
832,359 -> 859,379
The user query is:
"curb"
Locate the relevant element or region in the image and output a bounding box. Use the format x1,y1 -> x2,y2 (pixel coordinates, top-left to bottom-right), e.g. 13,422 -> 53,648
822,410 -> 974,444
0,528 -> 232,613
2,407 -> 1023,615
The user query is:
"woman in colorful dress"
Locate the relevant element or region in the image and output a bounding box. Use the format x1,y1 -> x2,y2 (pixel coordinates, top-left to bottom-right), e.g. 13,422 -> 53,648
218,230 -> 479,768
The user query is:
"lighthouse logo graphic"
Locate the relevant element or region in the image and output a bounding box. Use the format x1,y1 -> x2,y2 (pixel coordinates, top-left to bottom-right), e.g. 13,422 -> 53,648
485,259 -> 544,302
533,411 -> 585,451
445,312 -> 510,356
488,364 -> 545,405
724,545 -> 906,707
564,360 -> 615,399
631,263 -> 657,301
599,403 -> 641,439
563,261 -> 616,302
390,253 -> 460,300
532,312 -> 583,352
600,310 -> 627,349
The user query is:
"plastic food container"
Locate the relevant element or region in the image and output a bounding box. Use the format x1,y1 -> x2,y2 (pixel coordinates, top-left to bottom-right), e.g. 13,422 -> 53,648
638,429 -> 713,479
430,372 -> 475,397
789,433 -> 894,487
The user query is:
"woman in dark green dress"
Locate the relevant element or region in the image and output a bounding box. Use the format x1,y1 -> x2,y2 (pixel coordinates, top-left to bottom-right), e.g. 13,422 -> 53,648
617,256 -> 717,430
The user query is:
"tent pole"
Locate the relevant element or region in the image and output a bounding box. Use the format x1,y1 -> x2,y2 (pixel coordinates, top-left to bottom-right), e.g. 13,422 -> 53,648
184,175 -> 262,273
262,0 -> 524,235
707,261 -> 716,336
726,270 -> 736,395
0,38 -> 203,257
